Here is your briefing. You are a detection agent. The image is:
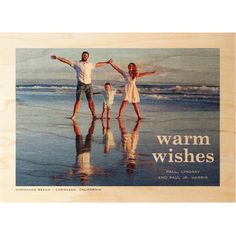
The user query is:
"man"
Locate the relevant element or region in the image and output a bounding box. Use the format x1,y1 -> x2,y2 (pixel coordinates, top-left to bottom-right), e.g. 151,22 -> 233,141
51,51 -> 111,120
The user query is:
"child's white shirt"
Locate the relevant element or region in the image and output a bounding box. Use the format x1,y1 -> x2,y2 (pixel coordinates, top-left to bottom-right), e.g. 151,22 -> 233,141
102,89 -> 116,107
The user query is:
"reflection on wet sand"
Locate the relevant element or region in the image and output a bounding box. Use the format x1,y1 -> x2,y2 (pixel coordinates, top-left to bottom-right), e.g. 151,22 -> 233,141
118,119 -> 142,174
68,119 -> 96,185
102,118 -> 116,154
51,118 -> 142,186
51,119 -> 97,185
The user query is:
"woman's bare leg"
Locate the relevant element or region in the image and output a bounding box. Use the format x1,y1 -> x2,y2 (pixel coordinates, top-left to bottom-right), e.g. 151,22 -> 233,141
116,101 -> 127,119
107,108 -> 111,119
132,103 -> 142,120
101,105 -> 106,119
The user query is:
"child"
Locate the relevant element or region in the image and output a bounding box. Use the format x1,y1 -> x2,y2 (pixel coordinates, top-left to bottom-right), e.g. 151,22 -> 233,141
101,82 -> 116,119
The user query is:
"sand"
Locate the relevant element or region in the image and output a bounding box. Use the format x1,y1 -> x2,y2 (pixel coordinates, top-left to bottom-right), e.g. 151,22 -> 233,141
16,90 -> 219,186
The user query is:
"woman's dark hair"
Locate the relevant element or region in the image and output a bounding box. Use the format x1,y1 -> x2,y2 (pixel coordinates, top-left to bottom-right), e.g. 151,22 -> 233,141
104,82 -> 111,86
128,63 -> 138,79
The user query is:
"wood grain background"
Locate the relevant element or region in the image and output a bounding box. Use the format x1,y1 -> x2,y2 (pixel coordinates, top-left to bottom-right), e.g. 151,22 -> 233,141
0,33 -> 235,202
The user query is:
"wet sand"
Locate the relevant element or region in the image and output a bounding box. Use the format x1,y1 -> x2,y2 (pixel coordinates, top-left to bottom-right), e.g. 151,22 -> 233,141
16,90 -> 219,186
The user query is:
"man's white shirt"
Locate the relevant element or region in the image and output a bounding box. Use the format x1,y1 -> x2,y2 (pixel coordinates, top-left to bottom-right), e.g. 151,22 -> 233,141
71,61 -> 95,84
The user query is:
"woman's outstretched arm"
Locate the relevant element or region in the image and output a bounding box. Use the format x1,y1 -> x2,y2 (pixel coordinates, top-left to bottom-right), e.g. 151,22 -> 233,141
138,70 -> 157,78
109,61 -> 126,77
51,55 -> 74,66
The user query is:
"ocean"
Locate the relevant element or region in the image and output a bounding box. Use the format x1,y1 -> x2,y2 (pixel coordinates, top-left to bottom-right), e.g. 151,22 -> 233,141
16,80 -> 219,104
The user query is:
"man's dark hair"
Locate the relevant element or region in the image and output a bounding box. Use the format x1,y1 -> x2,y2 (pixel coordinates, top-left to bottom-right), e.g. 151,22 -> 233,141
104,82 -> 111,86
82,51 -> 89,56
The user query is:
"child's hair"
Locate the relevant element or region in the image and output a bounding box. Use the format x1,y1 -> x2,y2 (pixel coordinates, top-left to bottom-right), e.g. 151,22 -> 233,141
104,82 -> 111,86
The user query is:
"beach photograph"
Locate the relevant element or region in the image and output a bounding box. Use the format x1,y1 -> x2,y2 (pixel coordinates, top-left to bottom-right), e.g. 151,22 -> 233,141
16,48 -> 220,186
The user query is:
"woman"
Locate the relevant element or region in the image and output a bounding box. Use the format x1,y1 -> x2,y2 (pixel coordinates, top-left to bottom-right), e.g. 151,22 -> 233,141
109,60 -> 156,119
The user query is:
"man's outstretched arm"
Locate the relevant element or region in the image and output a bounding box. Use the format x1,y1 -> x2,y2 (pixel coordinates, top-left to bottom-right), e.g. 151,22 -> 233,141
51,55 -> 74,66
95,59 -> 112,68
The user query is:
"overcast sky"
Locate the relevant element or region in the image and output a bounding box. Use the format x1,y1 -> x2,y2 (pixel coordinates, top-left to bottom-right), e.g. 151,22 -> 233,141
16,48 -> 219,86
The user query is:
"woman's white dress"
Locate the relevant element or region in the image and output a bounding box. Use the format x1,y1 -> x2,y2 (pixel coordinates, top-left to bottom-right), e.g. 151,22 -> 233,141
122,72 -> 140,103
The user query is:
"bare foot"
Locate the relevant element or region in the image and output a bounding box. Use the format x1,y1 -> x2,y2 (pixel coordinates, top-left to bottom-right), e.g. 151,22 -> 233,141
137,116 -> 143,120
93,116 -> 98,120
116,116 -> 122,119
70,116 -> 76,120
